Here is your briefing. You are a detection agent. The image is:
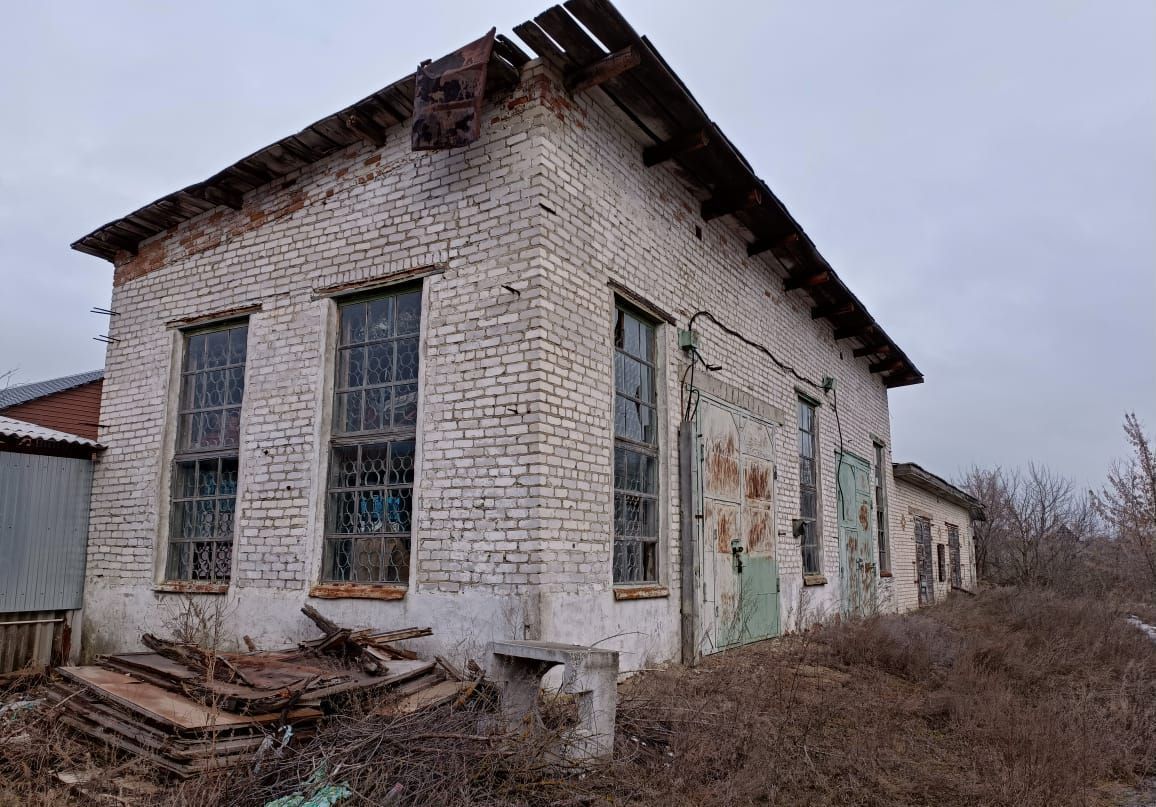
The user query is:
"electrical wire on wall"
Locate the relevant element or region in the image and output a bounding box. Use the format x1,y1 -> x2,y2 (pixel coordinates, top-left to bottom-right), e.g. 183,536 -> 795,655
680,308 -> 849,556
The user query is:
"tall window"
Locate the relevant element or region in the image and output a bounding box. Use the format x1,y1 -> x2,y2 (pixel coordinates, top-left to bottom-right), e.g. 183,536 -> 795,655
873,442 -> 890,574
613,305 -> 658,584
947,524 -> 962,588
797,399 -> 821,575
322,289 -> 421,585
937,543 -> 947,583
168,322 -> 249,582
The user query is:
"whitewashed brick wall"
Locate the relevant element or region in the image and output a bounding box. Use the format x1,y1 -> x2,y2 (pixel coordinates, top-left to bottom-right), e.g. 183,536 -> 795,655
83,60 -> 912,667
891,478 -> 978,611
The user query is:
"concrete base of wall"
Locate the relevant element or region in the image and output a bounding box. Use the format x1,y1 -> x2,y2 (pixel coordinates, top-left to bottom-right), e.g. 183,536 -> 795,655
80,584 -> 680,673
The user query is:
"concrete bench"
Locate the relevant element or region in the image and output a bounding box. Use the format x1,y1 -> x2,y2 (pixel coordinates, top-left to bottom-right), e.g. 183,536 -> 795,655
486,639 -> 619,761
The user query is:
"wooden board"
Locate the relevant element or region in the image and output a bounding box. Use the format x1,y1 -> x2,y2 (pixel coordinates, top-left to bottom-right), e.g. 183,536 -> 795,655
57,666 -> 320,731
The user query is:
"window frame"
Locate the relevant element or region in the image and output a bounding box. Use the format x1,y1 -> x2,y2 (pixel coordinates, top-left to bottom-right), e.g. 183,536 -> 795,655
797,398 -> 822,577
319,285 -> 423,588
611,301 -> 662,587
164,319 -> 250,584
873,442 -> 891,575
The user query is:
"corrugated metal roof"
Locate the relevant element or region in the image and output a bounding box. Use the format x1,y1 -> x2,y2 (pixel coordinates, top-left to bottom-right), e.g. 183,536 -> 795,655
0,416 -> 102,449
0,369 -> 104,410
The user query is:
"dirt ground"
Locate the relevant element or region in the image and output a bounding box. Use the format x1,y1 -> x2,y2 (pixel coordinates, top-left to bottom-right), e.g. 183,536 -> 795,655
1,586 -> 1154,806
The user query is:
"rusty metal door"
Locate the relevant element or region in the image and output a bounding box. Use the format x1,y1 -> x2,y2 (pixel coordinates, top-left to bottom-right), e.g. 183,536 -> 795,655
914,516 -> 934,606
695,395 -> 779,653
837,453 -> 876,616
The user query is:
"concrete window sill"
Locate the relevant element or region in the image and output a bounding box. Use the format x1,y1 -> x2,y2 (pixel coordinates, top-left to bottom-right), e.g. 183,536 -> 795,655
154,581 -> 229,595
802,574 -> 828,587
613,585 -> 670,601
308,583 -> 407,601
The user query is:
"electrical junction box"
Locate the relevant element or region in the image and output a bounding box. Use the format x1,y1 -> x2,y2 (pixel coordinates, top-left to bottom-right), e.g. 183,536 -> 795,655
678,329 -> 700,350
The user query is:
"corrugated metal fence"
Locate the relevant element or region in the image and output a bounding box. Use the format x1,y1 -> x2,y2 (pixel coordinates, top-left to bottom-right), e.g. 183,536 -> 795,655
0,451 -> 92,673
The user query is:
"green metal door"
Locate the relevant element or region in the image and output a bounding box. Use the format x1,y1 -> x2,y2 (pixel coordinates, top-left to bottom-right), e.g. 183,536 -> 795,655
837,452 -> 877,616
695,395 -> 780,653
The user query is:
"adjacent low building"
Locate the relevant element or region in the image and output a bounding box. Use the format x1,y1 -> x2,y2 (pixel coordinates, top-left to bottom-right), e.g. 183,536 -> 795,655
892,462 -> 983,609
69,1 -> 974,668
0,372 -> 104,674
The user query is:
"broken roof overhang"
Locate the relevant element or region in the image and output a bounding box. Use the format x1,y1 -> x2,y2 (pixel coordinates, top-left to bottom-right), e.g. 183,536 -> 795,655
893,462 -> 985,521
70,0 -> 921,387
69,38 -> 528,263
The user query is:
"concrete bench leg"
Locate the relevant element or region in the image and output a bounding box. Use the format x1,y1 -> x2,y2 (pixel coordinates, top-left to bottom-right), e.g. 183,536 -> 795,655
486,640 -> 619,762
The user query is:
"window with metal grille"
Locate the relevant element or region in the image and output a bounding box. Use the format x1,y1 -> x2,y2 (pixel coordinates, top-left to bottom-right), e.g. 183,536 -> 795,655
798,399 -> 821,575
937,543 -> 947,583
613,305 -> 659,584
947,524 -> 962,588
167,322 -> 248,582
873,442 -> 890,574
322,289 -> 421,585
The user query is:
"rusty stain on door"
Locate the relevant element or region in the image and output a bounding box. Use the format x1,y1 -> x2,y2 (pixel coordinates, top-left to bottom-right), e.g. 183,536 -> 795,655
695,395 -> 779,654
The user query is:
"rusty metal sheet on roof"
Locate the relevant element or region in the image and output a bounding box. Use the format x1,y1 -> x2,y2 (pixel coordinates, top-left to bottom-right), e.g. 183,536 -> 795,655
412,28 -> 496,150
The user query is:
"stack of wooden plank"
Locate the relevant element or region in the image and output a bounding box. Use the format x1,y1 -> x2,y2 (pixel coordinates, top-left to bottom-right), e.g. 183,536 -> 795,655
47,608 -> 463,777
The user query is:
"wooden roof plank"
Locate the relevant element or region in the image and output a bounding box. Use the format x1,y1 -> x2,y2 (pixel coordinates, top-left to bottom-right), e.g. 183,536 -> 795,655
535,6 -> 606,63
494,34 -> 532,67
512,20 -> 570,70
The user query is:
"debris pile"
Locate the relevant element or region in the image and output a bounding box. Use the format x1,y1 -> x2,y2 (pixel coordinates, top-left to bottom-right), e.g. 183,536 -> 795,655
46,606 -> 476,777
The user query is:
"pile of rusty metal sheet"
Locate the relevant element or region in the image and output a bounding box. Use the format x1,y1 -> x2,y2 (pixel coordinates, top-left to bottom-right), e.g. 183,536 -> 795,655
46,607 -> 465,777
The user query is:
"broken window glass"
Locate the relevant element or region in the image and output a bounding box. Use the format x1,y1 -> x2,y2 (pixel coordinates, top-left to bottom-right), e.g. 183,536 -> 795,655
613,305 -> 659,585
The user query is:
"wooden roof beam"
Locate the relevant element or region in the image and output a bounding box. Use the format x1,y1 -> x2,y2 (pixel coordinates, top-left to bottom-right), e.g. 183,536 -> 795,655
834,323 -> 874,342
643,127 -> 710,167
783,271 -> 830,291
884,372 -> 922,388
869,357 -> 906,374
811,302 -> 855,320
189,184 -> 244,211
565,45 -> 640,93
702,187 -> 762,222
340,110 -> 386,148
853,343 -> 891,359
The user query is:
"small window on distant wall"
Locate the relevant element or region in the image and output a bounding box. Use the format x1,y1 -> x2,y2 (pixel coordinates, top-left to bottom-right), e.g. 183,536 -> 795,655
797,399 -> 821,576
322,288 -> 421,585
612,304 -> 659,584
937,543 -> 946,583
873,443 -> 890,574
167,321 -> 249,582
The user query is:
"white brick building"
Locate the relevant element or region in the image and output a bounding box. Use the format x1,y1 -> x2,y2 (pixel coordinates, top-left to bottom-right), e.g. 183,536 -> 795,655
891,463 -> 983,610
72,2 -> 970,670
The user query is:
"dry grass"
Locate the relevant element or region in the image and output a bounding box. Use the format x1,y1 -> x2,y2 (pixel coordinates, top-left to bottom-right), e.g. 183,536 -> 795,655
2,587 -> 1153,806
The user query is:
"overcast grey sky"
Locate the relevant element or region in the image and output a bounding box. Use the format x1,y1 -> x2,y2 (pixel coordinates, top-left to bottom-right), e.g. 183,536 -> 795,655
1,0 -> 1152,488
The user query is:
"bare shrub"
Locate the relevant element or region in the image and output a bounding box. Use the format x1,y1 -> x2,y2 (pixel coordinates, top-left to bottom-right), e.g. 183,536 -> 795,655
1093,413 -> 1156,601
